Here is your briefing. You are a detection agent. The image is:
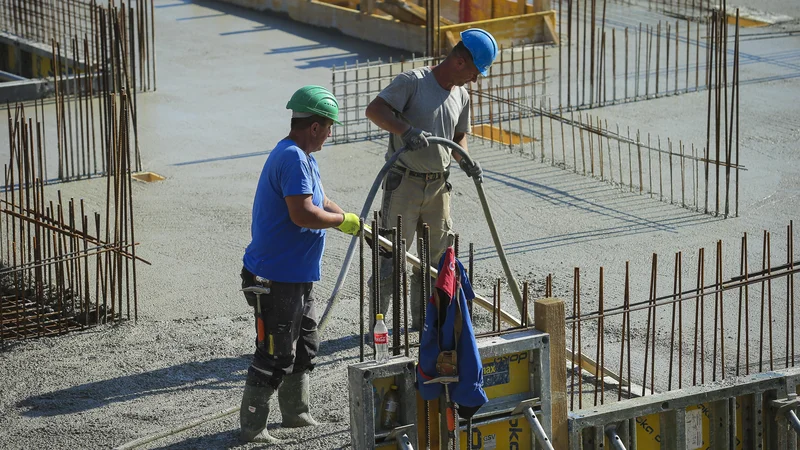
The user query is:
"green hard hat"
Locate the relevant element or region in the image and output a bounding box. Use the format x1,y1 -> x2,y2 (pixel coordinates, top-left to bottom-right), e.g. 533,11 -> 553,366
286,85 -> 341,125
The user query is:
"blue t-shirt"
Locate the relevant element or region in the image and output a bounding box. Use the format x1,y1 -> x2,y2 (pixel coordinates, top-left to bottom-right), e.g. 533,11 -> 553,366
243,139 -> 326,283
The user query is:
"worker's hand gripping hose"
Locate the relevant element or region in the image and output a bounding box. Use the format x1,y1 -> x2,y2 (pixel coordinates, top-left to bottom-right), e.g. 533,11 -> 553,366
318,137 -> 525,334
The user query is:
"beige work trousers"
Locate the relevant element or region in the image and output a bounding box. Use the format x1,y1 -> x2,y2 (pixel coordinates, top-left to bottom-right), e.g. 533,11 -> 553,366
368,168 -> 455,330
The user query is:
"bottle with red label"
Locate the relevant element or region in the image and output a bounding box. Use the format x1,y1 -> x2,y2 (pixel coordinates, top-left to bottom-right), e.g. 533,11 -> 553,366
374,313 -> 389,363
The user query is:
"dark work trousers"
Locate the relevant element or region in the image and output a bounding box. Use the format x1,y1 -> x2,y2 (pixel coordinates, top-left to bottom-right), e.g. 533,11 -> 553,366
241,267 -> 319,390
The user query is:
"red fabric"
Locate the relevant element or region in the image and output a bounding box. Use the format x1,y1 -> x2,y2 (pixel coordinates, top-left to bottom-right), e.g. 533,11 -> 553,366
434,247 -> 458,301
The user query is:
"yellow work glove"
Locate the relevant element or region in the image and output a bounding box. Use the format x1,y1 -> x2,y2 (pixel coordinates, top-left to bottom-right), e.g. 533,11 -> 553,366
336,212 -> 360,236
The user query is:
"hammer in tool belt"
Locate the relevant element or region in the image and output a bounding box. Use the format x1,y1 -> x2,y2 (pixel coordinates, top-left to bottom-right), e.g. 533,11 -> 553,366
242,277 -> 272,349
423,350 -> 460,443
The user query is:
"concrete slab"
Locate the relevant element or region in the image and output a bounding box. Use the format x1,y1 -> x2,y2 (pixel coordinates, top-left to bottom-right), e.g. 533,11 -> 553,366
0,0 -> 798,448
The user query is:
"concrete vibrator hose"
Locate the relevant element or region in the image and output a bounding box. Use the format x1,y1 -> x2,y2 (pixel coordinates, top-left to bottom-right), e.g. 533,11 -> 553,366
319,137 -> 525,333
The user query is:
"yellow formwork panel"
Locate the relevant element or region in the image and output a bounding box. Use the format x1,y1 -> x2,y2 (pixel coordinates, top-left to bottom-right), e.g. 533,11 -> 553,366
482,350 -> 531,398
385,349 -> 533,449
4,42 -> 16,70
32,53 -> 53,78
727,15 -> 770,27
459,415 -> 532,449
628,400 -> 748,450
472,124 -> 534,146
631,412 -> 661,447
439,10 -> 558,48
1,42 -> 62,79
460,350 -> 533,449
373,373 -> 439,449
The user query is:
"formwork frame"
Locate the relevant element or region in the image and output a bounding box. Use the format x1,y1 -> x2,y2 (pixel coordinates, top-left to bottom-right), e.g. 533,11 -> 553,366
555,223 -> 799,415
218,0 -> 557,55
349,356 -> 420,450
568,367 -> 800,449
348,328 -> 553,449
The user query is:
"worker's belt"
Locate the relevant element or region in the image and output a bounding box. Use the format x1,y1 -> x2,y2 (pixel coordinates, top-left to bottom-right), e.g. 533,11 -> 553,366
243,267 -> 273,289
394,167 -> 450,181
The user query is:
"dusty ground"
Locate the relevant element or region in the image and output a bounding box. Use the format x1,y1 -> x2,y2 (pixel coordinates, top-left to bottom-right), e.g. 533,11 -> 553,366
0,0 -> 799,448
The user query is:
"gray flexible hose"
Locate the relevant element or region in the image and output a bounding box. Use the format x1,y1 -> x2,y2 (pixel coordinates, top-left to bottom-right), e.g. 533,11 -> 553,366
318,148 -> 407,332
318,137 -> 525,333
428,137 -> 525,321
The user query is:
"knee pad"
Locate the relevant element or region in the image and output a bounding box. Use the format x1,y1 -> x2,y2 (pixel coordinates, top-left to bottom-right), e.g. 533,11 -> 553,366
246,366 -> 277,389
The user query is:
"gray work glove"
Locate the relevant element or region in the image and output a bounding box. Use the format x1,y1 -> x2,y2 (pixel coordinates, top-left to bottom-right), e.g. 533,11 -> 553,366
459,158 -> 482,179
401,127 -> 432,151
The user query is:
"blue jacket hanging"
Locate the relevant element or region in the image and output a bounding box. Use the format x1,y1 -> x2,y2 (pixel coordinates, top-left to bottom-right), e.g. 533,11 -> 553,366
416,247 -> 488,419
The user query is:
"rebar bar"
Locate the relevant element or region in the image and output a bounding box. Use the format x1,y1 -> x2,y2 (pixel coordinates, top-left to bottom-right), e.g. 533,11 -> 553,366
1,98 -> 141,342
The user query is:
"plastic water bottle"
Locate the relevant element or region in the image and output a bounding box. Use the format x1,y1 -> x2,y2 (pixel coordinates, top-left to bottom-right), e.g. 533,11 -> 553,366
374,314 -> 389,363
380,384 -> 400,430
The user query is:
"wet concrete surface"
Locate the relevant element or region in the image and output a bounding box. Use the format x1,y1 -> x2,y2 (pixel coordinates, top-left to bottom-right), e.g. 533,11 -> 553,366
1,0 -> 799,448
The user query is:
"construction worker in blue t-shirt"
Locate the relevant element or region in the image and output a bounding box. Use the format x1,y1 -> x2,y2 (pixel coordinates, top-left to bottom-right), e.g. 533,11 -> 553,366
239,85 -> 360,443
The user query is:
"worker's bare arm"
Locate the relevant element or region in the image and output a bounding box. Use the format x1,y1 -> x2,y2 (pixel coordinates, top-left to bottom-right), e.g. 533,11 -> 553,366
285,194 -> 344,229
322,195 -> 345,215
365,97 -> 410,135
450,132 -> 469,163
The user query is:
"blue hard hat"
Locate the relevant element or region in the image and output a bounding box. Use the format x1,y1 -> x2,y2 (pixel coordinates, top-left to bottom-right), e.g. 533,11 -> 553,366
460,28 -> 498,76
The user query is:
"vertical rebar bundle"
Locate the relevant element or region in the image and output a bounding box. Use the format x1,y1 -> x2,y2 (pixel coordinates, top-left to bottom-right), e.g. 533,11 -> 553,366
468,91 -> 742,217
3,0 -> 156,182
1,100 -> 142,344
1,0 -> 157,95
564,223 -> 798,411
330,43 -> 548,144
558,0 -> 719,110
328,3 -> 743,218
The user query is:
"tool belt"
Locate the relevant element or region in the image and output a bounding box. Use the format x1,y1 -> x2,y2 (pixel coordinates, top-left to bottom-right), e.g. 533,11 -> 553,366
243,267 -> 273,288
392,166 -> 450,181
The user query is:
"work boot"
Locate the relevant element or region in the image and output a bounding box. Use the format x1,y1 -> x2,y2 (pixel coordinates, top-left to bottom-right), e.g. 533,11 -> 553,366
279,371 -> 321,427
239,383 -> 287,443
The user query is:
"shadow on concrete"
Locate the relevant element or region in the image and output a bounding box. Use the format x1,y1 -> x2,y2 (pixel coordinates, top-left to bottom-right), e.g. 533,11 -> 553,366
172,150 -> 272,167
166,0 -> 408,69
317,333 -> 362,358
18,356 -> 249,417
472,213 -> 719,261
293,52 -> 362,70
175,12 -> 227,21
266,44 -> 330,54
155,1 -> 196,8
482,168 -> 677,232
148,430 -> 243,450
219,25 -> 274,36
147,428 -> 348,449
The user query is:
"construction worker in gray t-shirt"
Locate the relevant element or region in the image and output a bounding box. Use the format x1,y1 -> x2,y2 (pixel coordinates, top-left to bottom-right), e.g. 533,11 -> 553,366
365,28 -> 498,329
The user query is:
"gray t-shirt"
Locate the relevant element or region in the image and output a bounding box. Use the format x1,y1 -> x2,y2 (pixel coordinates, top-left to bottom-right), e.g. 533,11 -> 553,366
378,67 -> 471,173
